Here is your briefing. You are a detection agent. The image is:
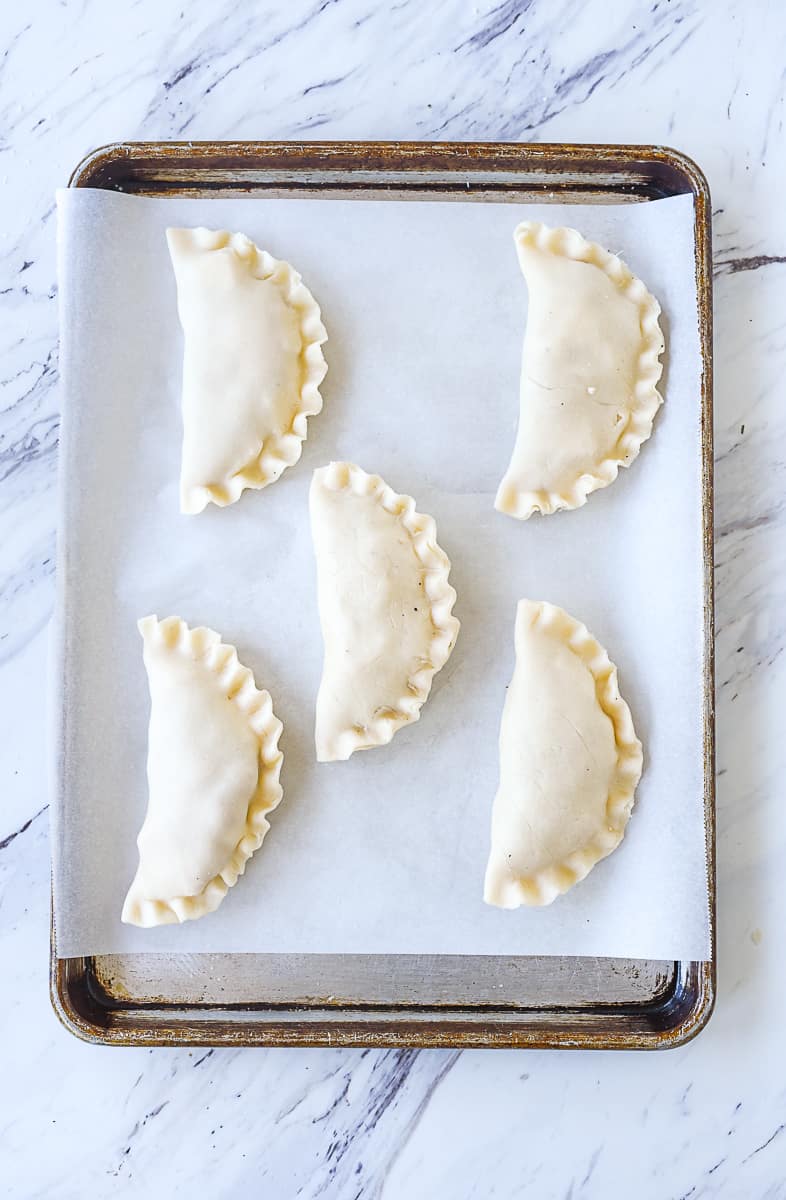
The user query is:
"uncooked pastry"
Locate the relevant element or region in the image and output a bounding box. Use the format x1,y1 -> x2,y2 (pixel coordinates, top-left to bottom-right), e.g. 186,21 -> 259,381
496,222 -> 664,519
310,461 -> 460,762
484,599 -> 643,908
167,227 -> 327,514
122,615 -> 284,927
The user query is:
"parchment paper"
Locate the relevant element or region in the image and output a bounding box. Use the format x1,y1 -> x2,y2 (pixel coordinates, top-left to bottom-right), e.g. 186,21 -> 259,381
52,187 -> 710,960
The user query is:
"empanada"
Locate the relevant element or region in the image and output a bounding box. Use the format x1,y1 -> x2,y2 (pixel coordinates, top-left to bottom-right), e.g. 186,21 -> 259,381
310,462 -> 460,762
122,616 -> 284,927
485,600 -> 642,908
496,222 -> 664,519
167,227 -> 327,514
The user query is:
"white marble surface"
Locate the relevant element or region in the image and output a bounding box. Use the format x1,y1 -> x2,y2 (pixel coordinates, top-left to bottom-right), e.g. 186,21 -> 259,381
1,0 -> 784,1194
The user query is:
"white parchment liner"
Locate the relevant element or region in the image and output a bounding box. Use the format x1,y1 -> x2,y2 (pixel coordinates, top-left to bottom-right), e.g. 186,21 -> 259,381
52,188 -> 709,960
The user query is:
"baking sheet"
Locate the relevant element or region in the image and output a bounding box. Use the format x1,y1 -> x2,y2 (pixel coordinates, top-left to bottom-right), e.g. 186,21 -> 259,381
52,187 -> 709,961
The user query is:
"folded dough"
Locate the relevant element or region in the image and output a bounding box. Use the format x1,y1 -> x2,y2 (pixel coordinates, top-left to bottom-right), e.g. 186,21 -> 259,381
496,222 -> 664,520
167,227 -> 327,514
122,616 -> 284,927
485,600 -> 643,908
310,461 -> 460,762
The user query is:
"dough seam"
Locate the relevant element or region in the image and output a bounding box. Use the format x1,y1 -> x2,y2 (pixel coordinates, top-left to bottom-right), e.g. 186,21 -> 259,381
495,221 -> 665,519
122,615 -> 284,927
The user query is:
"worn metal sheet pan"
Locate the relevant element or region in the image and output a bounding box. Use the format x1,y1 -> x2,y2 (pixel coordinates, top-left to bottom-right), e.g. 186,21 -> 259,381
51,141 -> 714,1049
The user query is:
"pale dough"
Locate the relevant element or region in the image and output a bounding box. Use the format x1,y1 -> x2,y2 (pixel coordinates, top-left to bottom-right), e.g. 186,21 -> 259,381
167,227 -> 327,514
484,599 -> 643,908
496,222 -> 665,519
310,461 -> 460,762
122,615 -> 284,927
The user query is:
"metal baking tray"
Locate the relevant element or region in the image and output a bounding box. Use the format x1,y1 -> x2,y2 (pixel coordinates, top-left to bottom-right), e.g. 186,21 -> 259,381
52,141 -> 714,1049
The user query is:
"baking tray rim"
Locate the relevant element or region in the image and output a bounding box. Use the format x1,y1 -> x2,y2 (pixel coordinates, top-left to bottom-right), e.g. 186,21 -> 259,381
51,139 -> 715,1050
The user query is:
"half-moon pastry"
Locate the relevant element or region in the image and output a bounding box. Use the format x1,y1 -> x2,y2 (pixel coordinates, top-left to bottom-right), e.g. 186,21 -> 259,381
484,599 -> 642,907
122,615 -> 284,927
496,222 -> 664,519
167,227 -> 327,514
310,461 -> 460,762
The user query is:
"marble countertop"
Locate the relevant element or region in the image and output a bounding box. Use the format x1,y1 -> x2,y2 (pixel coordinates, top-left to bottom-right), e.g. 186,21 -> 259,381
2,0 -> 784,1195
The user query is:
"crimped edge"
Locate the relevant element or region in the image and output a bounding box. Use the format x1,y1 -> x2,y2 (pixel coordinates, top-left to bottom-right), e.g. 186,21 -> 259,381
495,221 -> 665,520
122,614 -> 284,927
167,227 -> 328,515
311,461 -> 460,762
484,599 -> 643,908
